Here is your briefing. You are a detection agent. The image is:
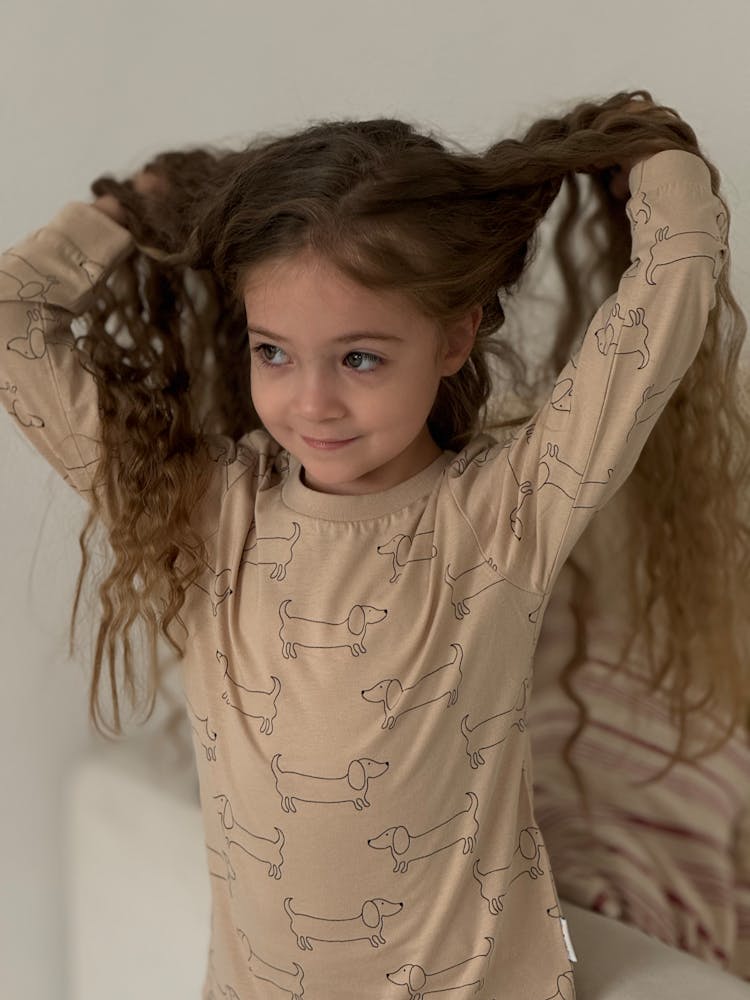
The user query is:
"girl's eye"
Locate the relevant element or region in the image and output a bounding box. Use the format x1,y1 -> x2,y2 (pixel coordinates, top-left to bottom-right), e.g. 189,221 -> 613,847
253,344 -> 288,366
344,350 -> 382,372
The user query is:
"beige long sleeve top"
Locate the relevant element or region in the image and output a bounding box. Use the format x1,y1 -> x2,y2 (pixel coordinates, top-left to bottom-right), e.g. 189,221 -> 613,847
0,150 -> 727,999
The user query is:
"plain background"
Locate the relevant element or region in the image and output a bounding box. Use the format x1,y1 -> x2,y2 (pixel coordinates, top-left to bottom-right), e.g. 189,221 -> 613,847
1,2 -> 749,997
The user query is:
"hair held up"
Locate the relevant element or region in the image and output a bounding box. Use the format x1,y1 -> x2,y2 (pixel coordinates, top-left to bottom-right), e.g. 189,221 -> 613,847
77,91 -> 748,774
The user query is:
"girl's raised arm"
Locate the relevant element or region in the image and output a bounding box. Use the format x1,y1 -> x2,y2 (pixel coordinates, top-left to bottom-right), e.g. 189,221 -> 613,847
0,202 -> 134,501
449,148 -> 728,598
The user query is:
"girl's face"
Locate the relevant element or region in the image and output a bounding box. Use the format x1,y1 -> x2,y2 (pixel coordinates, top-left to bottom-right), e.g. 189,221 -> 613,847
243,251 -> 479,495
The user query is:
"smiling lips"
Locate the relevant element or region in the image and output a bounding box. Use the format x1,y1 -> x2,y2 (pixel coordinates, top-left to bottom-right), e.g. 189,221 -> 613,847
301,435 -> 358,450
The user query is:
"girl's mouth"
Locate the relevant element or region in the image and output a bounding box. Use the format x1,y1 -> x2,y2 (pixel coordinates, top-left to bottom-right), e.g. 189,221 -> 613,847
301,435 -> 358,450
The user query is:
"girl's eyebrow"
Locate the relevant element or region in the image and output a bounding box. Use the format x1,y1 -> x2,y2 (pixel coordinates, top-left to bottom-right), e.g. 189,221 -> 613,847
246,325 -> 403,345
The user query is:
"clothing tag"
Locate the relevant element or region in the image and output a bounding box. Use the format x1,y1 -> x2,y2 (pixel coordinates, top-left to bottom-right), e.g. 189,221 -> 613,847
560,917 -> 578,963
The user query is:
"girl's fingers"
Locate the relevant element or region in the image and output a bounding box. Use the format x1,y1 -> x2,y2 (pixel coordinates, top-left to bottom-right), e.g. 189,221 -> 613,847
132,169 -> 170,198
93,193 -> 129,226
608,164 -> 633,200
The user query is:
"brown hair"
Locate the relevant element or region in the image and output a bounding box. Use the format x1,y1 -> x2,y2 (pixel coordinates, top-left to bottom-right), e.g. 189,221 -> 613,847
76,91 -> 748,774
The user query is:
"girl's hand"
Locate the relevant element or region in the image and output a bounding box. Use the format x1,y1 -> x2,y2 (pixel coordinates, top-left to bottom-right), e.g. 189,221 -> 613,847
92,170 -> 169,230
607,162 -> 639,201
93,192 -> 128,226
592,96 -> 692,200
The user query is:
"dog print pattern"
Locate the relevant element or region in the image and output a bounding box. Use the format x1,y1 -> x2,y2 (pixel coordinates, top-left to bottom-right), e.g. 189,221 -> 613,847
645,226 -> 726,285
594,304 -> 650,369
1,379 -> 44,429
283,895 -> 405,950
190,554 -> 234,616
214,793 -> 286,880
7,305 -> 69,359
626,378 -> 681,442
0,252 -> 62,301
204,437 -> 262,498
0,154 -> 727,997
472,825 -> 545,915
277,600 -> 388,658
243,522 -> 301,582
219,650 -> 281,735
626,190 -> 652,227
206,842 -> 237,899
206,945 -> 246,1000
368,790 -> 480,873
386,933 -> 495,997
443,560 -> 504,620
272,752 -> 390,813
361,642 -> 464,730
187,694 -> 219,762
462,677 -> 528,769
237,931 -> 305,999
376,529 -> 438,583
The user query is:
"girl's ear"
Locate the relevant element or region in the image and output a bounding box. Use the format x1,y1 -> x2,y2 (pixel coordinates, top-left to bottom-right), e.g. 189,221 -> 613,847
440,305 -> 482,376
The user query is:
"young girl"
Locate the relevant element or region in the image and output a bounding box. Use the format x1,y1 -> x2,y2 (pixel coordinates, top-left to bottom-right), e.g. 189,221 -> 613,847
0,93 -> 738,998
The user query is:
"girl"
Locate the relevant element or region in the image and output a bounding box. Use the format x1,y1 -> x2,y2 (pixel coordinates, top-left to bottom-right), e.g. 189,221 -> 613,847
0,93 -> 739,998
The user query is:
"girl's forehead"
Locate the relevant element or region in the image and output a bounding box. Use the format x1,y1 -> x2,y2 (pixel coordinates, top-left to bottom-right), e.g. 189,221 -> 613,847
242,251 -> 428,329
243,250 -> 346,296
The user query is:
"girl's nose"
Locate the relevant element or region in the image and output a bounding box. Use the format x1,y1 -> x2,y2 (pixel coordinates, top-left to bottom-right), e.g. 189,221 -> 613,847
292,368 -> 346,421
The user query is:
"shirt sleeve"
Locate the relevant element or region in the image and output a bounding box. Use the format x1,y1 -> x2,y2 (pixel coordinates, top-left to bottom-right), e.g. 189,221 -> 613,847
447,149 -> 728,596
0,202 -> 134,499
0,202 -> 267,590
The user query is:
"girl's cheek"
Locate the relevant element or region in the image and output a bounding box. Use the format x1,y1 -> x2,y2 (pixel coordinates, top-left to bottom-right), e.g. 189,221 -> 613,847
254,377 -> 290,416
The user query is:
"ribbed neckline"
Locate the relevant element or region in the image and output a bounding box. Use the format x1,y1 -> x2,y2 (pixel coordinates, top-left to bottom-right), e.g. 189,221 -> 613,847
281,451 -> 455,521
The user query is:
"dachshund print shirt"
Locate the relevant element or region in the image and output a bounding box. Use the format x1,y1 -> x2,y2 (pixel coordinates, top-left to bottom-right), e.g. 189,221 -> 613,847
0,151 -> 727,999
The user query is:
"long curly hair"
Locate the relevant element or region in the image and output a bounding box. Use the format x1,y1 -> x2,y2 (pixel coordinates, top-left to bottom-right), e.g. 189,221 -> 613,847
74,91 -> 748,771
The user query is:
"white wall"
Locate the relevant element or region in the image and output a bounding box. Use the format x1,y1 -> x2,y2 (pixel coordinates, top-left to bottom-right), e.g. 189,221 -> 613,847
1,1 -> 748,997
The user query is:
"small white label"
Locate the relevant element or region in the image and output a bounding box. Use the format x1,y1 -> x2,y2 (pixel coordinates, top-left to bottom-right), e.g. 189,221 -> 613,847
560,917 -> 578,963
